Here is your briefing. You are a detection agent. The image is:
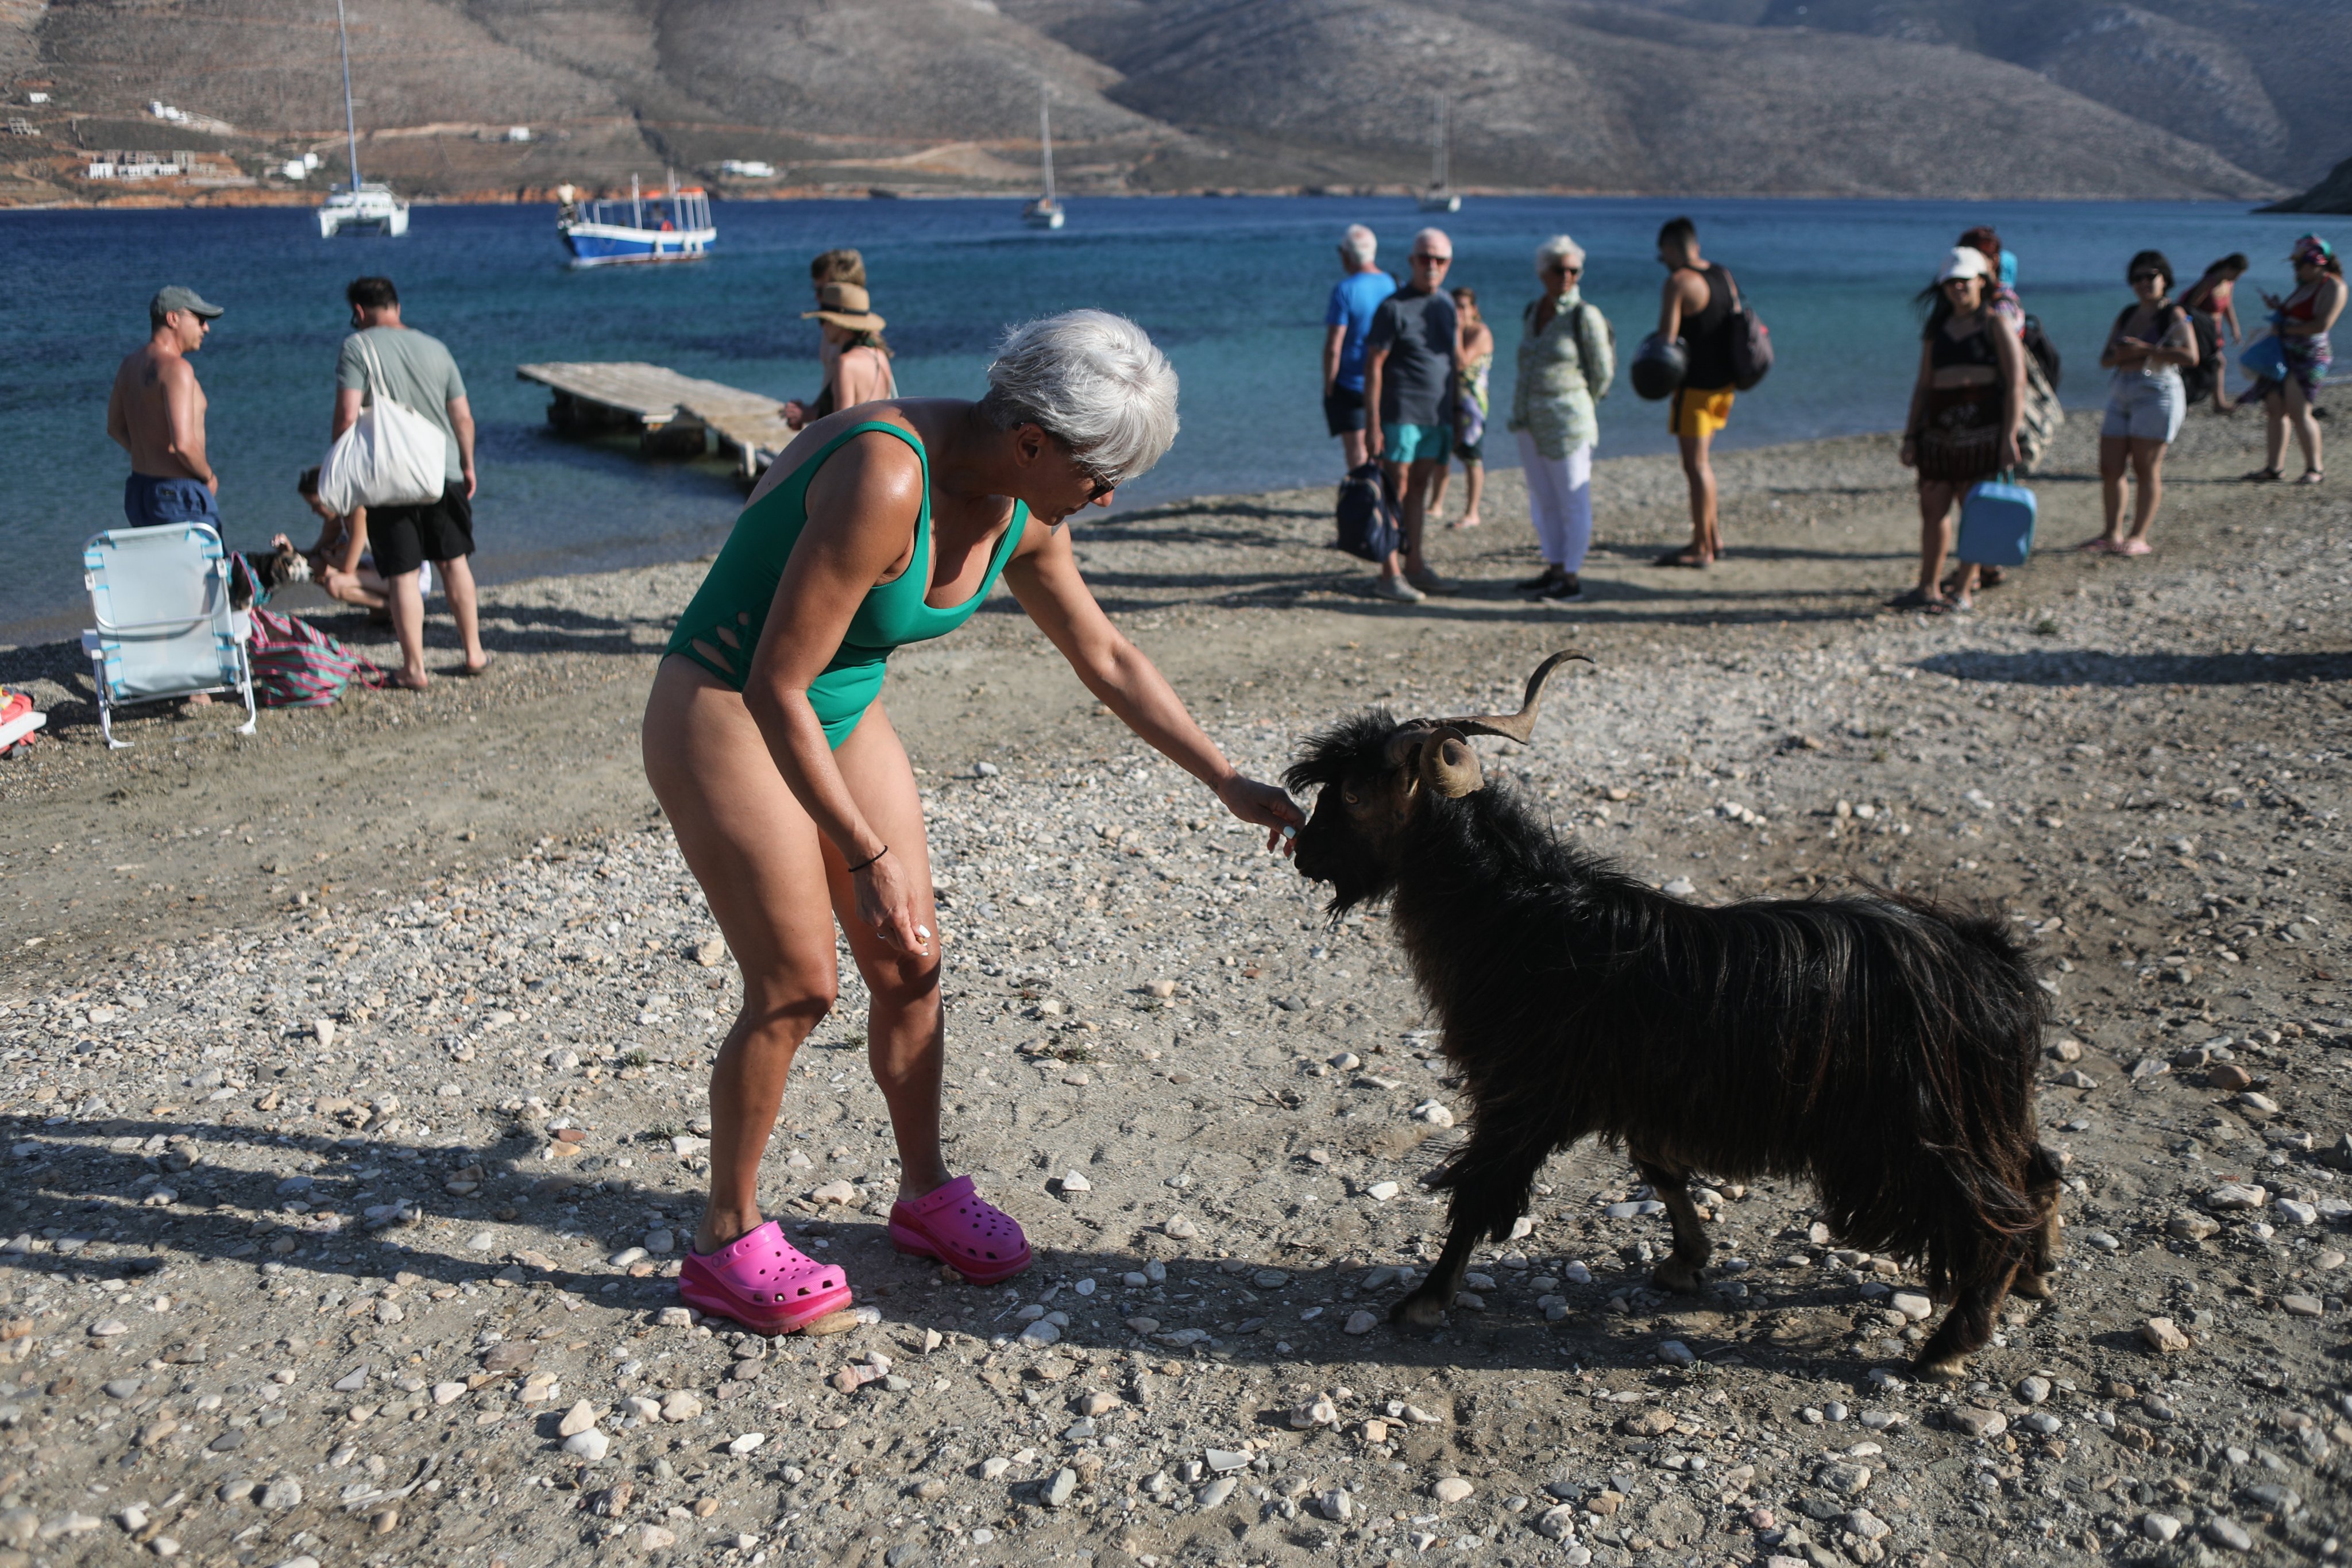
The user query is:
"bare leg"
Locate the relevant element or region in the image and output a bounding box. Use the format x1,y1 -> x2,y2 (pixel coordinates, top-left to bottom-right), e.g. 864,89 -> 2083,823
1915,480 -> 1956,598
385,569 -> 428,689
1426,462 -> 1450,521
823,705 -> 952,1202
1399,457 -> 1445,579
2124,437 -> 2165,542
2284,377 -> 2322,478
2097,434 -> 2129,544
435,554 -> 489,671
1676,430 -> 1720,562
1630,1148 -> 1712,1292
1455,458 -> 1484,528
2264,390 -> 2290,472
1377,458 -> 1408,584
1339,428 -> 1368,472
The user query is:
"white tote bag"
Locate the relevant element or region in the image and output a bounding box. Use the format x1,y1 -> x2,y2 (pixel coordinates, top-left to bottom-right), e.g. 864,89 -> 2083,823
318,334 -> 447,515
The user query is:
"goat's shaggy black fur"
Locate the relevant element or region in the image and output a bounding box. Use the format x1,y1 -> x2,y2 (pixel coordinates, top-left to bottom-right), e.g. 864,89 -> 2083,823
1285,706 -> 2060,1379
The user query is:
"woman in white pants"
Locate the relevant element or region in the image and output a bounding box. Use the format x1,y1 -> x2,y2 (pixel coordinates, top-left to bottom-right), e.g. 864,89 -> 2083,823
1507,235 -> 1616,603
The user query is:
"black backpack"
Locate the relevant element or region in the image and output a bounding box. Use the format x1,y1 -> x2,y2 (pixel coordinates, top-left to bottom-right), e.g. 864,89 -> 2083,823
2022,314 -> 2061,392
1334,461 -> 1401,563
1724,271 -> 1773,392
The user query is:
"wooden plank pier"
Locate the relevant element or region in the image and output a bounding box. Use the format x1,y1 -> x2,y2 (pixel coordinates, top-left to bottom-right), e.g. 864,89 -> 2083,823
516,362 -> 794,480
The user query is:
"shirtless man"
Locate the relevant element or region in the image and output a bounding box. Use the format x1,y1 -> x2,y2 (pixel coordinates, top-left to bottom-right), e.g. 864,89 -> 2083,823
107,287 -> 226,530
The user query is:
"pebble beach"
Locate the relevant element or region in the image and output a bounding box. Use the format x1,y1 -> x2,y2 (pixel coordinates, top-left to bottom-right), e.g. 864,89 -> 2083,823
1,408 -> 2349,1568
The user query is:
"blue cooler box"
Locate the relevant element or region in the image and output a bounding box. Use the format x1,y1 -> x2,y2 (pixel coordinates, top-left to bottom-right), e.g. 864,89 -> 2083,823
1956,476 -> 2037,567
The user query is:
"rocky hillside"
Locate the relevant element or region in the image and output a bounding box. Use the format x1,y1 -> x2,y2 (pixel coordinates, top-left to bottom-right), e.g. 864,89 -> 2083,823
0,0 -> 2306,202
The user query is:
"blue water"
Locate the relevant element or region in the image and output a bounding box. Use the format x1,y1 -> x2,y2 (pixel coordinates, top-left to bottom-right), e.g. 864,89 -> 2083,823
1,194 -> 2328,643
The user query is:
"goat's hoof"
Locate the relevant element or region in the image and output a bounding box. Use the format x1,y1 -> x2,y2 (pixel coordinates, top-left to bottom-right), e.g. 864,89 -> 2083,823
1913,1354 -> 1969,1384
1389,1293 -> 1447,1330
1649,1260 -> 1704,1294
2010,1271 -> 2055,1301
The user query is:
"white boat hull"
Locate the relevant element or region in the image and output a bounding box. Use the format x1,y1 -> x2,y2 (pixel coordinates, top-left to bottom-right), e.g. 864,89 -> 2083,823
319,187 -> 409,237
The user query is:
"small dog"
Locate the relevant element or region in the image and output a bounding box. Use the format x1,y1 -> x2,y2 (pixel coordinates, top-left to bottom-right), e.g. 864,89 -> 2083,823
229,540 -> 313,609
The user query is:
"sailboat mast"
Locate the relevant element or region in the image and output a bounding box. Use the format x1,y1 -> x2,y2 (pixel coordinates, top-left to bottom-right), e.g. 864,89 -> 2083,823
335,0 -> 361,187
1432,97 -> 1447,191
1040,94 -> 1056,204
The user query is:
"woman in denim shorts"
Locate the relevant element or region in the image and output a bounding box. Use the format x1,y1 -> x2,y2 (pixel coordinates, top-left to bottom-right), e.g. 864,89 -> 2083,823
2083,250 -> 2197,556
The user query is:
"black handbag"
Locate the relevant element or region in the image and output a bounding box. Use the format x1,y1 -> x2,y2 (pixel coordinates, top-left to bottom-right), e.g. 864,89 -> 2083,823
1334,461 -> 1401,562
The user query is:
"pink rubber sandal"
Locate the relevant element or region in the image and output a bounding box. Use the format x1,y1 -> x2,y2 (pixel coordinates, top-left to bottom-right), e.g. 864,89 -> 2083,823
889,1175 -> 1032,1285
678,1220 -> 852,1335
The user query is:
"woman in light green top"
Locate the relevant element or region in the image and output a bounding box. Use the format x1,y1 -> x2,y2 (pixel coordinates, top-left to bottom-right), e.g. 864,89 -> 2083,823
1507,234 -> 1616,604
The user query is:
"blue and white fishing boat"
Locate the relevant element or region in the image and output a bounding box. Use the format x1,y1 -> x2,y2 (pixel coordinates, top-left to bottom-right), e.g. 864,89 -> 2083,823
557,173 -> 715,268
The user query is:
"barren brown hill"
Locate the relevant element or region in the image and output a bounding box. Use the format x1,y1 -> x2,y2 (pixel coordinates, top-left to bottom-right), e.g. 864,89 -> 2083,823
0,0 -> 2298,201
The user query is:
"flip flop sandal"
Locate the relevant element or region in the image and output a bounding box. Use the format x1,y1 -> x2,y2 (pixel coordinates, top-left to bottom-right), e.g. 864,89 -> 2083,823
889,1175 -> 1032,1285
2118,538 -> 2154,556
677,1220 -> 852,1335
1654,549 -> 1712,569
2242,466 -> 2283,483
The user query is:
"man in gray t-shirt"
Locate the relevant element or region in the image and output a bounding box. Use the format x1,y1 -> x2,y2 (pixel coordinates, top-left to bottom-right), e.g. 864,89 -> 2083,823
1359,227 -> 1460,600
331,275 -> 487,688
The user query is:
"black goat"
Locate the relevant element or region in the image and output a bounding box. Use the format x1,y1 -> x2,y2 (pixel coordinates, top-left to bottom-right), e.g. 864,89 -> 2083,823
1284,652 -> 2060,1380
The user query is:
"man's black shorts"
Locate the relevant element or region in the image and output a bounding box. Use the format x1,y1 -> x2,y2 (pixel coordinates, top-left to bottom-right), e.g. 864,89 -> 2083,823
368,483 -> 474,578
1323,385 -> 1368,437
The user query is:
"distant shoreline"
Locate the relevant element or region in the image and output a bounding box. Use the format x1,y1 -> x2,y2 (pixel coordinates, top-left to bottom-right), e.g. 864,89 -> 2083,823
0,188 -> 2281,215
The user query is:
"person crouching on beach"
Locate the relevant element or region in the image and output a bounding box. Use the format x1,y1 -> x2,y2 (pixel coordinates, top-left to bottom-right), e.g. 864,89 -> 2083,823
640,311 -> 1302,1330
1894,246 -> 2023,615
279,466 -> 403,616
2082,250 -> 2197,557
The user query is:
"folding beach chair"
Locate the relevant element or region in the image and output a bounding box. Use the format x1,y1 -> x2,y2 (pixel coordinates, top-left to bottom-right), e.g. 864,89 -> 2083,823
80,523 -> 256,748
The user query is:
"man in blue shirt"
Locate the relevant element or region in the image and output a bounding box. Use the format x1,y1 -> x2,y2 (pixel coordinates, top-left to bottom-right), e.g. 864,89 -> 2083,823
1322,225 -> 1396,474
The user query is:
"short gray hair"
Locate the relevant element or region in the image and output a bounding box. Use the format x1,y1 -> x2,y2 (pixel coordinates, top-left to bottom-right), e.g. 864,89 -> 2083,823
1412,226 -> 1451,256
979,310 -> 1179,487
1536,234 -> 1585,279
1340,225 -> 1377,266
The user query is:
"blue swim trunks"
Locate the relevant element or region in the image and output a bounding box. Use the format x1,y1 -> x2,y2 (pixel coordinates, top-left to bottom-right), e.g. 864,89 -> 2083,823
123,473 -> 219,530
1382,422 -> 1452,464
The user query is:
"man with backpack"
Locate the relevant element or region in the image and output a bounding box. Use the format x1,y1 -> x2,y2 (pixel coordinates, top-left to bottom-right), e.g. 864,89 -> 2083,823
332,276 -> 488,689
1654,217 -> 1740,568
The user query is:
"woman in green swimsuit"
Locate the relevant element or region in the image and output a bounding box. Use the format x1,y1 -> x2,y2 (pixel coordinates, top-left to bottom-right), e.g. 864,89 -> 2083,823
642,311 -> 1303,1330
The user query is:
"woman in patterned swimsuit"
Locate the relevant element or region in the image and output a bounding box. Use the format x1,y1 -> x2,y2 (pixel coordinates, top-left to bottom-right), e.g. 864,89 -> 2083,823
642,311 -> 1301,1331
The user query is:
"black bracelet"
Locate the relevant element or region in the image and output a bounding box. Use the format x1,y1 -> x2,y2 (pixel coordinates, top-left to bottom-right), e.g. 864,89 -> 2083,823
844,844 -> 889,874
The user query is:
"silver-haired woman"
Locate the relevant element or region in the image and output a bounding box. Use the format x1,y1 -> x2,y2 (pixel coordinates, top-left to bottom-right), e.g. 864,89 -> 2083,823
642,310 -> 1302,1331
1506,234 -> 1616,604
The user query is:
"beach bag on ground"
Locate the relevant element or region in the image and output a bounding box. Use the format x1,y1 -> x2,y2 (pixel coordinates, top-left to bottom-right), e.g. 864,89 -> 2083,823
1956,473 -> 2037,567
1629,333 -> 1687,401
2015,353 -> 2065,474
1334,461 -> 1403,562
246,608 -> 391,707
1724,273 -> 1773,392
318,334 -> 446,515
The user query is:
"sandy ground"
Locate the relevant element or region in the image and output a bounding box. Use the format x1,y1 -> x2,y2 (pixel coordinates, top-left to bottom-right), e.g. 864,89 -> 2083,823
1,406 -> 2348,1568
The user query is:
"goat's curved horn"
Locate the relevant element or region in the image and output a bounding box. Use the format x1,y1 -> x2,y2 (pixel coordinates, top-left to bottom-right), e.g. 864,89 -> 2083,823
1432,649 -> 1590,744
1422,730 -> 1484,797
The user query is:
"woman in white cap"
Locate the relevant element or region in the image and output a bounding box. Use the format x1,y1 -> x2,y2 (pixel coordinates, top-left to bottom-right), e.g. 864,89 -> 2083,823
1893,246 -> 2024,613
785,281 -> 898,431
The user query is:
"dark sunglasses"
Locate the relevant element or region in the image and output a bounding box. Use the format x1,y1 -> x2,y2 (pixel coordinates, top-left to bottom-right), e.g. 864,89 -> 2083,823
2129,271 -> 2165,283
1411,253 -> 1453,265
1544,262 -> 1580,275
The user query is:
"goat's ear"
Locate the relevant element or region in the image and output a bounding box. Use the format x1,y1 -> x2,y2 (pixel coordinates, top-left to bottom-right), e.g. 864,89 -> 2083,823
1423,732 -> 1484,798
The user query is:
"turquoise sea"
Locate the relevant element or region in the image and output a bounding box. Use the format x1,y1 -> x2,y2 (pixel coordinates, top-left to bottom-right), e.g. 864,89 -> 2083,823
0,194 -> 2330,643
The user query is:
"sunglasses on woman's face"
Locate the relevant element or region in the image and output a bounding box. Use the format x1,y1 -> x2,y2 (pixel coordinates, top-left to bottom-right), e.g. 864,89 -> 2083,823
2130,270 -> 2162,283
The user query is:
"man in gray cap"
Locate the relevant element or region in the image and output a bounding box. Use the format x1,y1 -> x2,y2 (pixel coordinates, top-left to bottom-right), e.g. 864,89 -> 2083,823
107,286 -> 225,528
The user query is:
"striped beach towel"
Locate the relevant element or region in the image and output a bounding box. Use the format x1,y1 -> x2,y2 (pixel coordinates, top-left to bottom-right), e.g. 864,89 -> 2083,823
248,609 -> 392,707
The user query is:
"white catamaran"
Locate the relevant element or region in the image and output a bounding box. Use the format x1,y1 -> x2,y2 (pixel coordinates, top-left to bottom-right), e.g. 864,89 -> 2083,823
1023,92 -> 1064,230
316,0 -> 409,237
1418,97 -> 1461,214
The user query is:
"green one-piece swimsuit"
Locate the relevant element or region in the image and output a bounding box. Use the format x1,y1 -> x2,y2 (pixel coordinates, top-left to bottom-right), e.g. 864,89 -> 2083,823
665,419 -> 1029,747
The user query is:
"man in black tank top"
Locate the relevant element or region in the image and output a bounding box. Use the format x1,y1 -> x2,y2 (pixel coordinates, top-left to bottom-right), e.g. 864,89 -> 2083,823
1656,217 -> 1739,567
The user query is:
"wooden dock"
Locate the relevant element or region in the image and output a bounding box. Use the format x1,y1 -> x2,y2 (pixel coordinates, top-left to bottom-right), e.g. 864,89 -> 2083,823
515,362 -> 794,480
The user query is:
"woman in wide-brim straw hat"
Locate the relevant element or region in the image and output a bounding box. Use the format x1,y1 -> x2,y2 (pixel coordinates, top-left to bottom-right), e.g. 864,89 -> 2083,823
643,310 -> 1303,1331
786,281 -> 898,430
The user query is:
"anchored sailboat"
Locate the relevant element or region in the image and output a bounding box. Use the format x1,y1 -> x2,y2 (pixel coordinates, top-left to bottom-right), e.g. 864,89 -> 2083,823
316,0 -> 409,238
1418,96 -> 1461,214
1023,92 -> 1064,230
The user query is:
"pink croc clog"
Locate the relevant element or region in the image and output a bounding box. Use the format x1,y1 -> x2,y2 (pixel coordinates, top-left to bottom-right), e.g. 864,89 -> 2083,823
678,1220 -> 851,1335
889,1175 -> 1032,1285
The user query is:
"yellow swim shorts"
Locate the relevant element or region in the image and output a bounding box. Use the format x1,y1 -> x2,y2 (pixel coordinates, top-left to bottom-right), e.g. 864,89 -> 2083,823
1669,385 -> 1735,439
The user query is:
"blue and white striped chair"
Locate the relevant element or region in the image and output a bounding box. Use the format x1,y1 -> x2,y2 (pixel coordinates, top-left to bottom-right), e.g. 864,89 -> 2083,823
80,523 -> 256,748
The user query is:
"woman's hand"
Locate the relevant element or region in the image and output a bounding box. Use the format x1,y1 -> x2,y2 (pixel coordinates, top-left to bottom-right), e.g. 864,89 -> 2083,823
852,848 -> 931,957
1898,434 -> 1918,470
782,400 -> 808,431
1216,774 -> 1305,855
1998,431 -> 2021,472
